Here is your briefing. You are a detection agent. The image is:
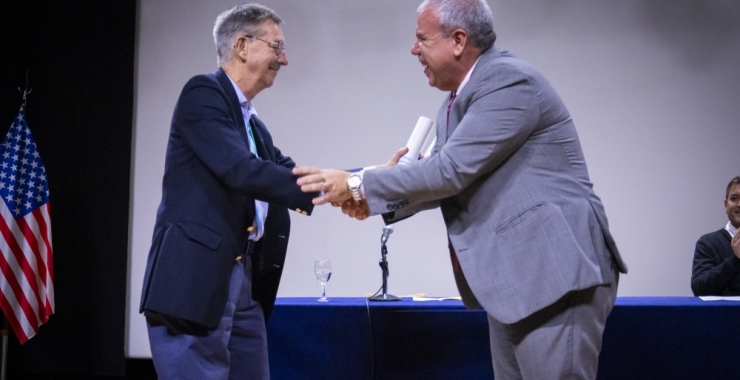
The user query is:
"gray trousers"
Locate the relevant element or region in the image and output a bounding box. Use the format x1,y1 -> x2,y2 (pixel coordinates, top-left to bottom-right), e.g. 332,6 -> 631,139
487,270 -> 619,380
146,259 -> 269,380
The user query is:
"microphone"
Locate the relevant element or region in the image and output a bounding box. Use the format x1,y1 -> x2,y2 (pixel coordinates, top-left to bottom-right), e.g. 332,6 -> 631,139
380,225 -> 394,244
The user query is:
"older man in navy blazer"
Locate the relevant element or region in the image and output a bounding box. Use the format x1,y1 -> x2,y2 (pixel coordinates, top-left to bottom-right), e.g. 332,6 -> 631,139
295,0 -> 627,378
139,4 -> 315,379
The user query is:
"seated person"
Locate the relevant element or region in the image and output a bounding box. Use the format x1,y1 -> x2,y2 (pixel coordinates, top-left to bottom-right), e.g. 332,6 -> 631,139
691,176 -> 740,296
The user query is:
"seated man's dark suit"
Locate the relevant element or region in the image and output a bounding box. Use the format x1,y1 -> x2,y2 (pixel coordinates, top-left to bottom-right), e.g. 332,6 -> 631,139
139,67 -> 316,328
691,229 -> 740,296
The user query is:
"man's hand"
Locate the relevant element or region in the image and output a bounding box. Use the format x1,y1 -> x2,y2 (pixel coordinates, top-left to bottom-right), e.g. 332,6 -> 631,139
733,230 -> 740,259
293,167 -> 351,205
340,199 -> 370,220
293,147 -> 413,207
378,147 -> 409,168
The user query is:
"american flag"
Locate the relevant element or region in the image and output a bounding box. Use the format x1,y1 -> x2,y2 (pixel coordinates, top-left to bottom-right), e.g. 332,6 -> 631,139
0,108 -> 54,344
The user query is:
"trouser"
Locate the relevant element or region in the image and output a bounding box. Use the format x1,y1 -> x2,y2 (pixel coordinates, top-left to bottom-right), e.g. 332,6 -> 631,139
487,269 -> 619,380
146,257 -> 268,380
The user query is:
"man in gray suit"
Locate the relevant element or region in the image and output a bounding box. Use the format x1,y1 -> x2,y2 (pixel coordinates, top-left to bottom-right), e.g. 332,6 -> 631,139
295,0 -> 627,378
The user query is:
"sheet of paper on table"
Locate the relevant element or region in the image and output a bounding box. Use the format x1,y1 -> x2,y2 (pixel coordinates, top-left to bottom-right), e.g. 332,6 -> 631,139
699,296 -> 740,301
412,296 -> 463,301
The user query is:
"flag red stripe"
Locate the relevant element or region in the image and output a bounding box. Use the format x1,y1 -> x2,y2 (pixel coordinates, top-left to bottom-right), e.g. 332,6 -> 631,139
18,210 -> 50,317
0,292 -> 29,343
33,205 -> 55,317
20,208 -> 53,322
33,202 -> 54,282
0,215 -> 43,329
34,205 -> 53,281
17,215 -> 47,288
0,234 -> 39,336
1,213 -> 45,318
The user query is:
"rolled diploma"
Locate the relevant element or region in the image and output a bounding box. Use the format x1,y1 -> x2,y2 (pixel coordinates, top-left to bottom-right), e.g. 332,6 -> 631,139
398,116 -> 434,165
423,136 -> 437,158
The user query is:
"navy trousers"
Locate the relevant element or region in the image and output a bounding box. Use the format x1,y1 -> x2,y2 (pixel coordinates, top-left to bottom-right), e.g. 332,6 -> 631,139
146,258 -> 268,380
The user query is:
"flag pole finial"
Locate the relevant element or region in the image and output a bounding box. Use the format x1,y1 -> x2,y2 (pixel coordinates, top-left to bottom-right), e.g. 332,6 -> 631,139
17,69 -> 32,110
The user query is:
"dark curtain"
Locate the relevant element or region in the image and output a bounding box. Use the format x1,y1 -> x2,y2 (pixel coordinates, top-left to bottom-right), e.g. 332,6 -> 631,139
0,1 -> 135,377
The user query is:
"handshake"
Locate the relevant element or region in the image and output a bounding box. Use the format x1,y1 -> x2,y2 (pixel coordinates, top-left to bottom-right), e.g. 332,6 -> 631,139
292,147 -> 414,220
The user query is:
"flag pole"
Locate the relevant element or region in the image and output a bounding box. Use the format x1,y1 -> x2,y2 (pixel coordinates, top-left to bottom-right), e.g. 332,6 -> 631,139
1,315 -> 8,380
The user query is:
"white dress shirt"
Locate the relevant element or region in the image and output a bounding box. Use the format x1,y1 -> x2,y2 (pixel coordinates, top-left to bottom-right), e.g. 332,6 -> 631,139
726,221 -> 737,237
227,75 -> 269,241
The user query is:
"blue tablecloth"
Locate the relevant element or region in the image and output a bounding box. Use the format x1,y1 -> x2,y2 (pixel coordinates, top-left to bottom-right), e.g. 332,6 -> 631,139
266,297 -> 740,380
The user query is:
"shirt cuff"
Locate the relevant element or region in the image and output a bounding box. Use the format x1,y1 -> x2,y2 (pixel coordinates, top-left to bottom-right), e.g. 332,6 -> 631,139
359,165 -> 376,200
359,170 -> 366,200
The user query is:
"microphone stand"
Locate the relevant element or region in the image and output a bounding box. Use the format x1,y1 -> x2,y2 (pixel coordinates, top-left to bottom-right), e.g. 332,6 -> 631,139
369,227 -> 401,302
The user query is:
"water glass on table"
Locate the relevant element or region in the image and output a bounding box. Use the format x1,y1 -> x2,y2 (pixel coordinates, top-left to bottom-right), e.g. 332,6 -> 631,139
314,260 -> 332,302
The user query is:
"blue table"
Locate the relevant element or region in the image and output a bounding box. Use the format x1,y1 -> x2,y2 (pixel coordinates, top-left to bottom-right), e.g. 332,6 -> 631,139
599,297 -> 740,380
266,297 -> 740,380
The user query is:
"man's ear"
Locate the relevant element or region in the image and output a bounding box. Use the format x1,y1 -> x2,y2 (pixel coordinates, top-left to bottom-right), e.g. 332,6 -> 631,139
234,36 -> 249,61
451,29 -> 469,57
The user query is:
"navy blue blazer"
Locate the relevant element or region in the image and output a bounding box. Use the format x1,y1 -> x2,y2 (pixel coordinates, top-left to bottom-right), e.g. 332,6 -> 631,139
691,228 -> 740,296
140,68 -> 316,327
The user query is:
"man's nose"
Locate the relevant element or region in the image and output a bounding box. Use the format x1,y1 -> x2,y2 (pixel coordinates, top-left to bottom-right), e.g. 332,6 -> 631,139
278,50 -> 288,66
411,41 -> 420,55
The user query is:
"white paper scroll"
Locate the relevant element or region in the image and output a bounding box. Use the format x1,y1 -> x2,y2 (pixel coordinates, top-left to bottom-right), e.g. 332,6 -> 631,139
422,136 -> 437,158
399,116 -> 435,166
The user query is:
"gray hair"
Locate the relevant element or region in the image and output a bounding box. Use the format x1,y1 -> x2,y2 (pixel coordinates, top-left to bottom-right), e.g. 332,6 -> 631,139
418,0 -> 496,50
213,3 -> 282,65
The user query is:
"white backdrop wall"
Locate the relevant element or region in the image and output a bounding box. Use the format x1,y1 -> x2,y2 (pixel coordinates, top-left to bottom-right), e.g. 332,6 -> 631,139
126,0 -> 740,357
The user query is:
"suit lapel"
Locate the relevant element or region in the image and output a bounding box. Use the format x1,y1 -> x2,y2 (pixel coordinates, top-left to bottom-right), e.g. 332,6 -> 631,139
213,68 -> 256,218
443,47 -> 501,142
214,68 -> 251,150
249,115 -> 273,162
213,68 -> 274,163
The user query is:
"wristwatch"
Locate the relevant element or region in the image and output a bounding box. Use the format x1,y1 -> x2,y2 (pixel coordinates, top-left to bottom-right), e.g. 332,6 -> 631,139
347,172 -> 363,201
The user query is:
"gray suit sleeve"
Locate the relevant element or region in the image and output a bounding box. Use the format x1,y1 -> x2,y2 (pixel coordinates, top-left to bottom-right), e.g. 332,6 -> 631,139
381,199 -> 440,223
363,64 -> 540,215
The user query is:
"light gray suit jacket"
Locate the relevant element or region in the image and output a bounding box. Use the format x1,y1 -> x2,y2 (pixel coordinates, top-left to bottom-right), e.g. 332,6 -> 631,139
364,47 -> 627,324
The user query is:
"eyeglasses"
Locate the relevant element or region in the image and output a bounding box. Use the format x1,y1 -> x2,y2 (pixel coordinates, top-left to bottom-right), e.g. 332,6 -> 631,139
244,35 -> 285,56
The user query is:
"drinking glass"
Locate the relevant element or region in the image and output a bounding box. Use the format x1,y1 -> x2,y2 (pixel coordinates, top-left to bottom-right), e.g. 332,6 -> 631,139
314,260 -> 332,302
